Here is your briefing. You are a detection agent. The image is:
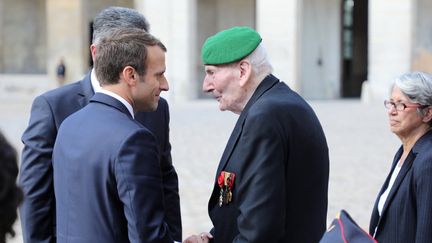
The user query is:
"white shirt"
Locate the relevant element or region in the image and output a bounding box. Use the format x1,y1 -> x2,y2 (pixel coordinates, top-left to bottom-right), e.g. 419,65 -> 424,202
90,68 -> 103,93
377,162 -> 402,215
90,69 -> 134,119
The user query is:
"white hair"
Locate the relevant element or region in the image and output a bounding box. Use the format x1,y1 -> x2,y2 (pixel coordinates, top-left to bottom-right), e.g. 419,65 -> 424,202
393,71 -> 432,117
243,43 -> 273,79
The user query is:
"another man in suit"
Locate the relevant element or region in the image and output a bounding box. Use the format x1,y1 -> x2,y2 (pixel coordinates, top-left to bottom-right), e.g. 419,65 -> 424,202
185,27 -> 329,243
53,28 -> 172,243
19,7 -> 181,243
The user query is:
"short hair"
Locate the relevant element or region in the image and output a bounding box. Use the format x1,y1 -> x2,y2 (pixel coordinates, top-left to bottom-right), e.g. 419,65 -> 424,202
0,132 -> 22,243
394,71 -> 432,123
243,43 -> 273,79
94,28 -> 166,85
394,71 -> 432,106
92,6 -> 150,45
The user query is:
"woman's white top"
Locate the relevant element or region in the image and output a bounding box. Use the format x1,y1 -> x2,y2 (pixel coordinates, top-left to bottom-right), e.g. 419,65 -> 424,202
377,162 -> 403,216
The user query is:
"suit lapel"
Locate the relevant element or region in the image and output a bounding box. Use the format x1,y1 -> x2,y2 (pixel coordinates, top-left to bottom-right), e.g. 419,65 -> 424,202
77,71 -> 95,107
370,147 -> 402,233
379,151 -> 414,218
215,75 -> 279,175
216,114 -> 245,174
372,148 -> 413,236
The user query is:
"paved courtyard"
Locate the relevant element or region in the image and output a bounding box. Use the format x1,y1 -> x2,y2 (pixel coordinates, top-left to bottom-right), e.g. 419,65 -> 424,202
0,95 -> 399,242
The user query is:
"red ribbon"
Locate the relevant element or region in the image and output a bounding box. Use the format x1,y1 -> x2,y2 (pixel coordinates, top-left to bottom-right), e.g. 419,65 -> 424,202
218,171 -> 236,189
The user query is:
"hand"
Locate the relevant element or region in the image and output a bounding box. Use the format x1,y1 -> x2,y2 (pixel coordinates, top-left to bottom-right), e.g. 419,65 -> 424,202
183,232 -> 213,243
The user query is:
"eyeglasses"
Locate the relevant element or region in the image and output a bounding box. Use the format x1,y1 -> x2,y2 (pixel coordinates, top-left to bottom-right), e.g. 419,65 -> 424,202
384,100 -> 429,111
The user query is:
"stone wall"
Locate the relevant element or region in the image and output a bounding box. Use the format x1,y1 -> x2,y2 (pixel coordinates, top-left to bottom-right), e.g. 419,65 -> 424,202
411,0 -> 432,72
0,0 -> 46,74
0,74 -> 56,102
367,0 -> 414,102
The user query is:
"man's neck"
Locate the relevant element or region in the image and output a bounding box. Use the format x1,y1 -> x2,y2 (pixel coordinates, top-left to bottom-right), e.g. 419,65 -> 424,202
100,85 -> 135,118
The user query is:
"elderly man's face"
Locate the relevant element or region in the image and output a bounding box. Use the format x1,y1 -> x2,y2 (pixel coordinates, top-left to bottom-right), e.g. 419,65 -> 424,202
202,64 -> 247,114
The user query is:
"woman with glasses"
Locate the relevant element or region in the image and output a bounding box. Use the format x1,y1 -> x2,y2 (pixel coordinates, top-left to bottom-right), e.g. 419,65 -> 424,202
369,71 -> 432,243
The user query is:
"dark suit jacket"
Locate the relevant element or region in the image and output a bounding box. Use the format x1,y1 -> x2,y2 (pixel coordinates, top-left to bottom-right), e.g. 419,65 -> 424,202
52,93 -> 172,243
19,72 -> 181,243
369,130 -> 432,243
208,75 -> 329,243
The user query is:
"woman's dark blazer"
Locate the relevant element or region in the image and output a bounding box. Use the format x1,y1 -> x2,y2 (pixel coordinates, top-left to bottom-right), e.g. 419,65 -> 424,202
369,130 -> 432,243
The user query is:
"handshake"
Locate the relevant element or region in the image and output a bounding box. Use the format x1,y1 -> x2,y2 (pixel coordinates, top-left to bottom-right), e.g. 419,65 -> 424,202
183,232 -> 213,243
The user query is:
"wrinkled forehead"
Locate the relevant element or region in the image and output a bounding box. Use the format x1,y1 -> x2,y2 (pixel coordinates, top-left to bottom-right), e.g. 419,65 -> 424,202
390,86 -> 411,101
205,62 -> 237,72
204,65 -> 217,71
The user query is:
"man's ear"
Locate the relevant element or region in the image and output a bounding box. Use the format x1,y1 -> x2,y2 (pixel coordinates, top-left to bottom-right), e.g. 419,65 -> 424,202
238,60 -> 252,87
122,66 -> 137,86
90,44 -> 97,61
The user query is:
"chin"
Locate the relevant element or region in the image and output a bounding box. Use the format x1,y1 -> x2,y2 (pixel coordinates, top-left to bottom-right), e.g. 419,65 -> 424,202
149,103 -> 159,112
137,105 -> 157,112
389,127 -> 400,134
143,107 -> 157,112
219,105 -> 228,112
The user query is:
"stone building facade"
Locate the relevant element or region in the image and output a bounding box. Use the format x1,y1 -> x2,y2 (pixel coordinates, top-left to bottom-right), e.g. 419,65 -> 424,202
1,0 -> 431,102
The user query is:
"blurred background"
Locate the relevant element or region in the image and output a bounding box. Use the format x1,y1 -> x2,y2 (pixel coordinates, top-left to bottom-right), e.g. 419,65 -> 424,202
1,0 -> 431,242
1,0 -> 431,102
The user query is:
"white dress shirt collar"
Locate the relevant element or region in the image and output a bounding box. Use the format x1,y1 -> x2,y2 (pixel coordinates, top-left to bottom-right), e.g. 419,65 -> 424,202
90,68 -> 103,93
98,89 -> 135,119
91,69 -> 135,119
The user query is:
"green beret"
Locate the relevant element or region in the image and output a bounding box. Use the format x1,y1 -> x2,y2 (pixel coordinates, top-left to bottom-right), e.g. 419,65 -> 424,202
201,26 -> 262,65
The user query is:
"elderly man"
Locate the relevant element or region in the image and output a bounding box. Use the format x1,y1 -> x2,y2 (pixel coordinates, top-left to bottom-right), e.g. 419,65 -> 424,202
185,26 -> 329,243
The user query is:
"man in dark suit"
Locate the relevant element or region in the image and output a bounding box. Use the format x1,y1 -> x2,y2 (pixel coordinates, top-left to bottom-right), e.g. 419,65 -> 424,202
19,7 -> 181,243
53,28 -> 172,242
185,27 -> 329,243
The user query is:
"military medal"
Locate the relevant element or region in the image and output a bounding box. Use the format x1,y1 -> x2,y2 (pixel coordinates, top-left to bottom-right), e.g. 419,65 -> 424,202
217,171 -> 236,207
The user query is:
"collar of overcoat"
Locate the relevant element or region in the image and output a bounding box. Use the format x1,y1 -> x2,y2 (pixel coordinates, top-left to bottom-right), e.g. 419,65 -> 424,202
215,74 -> 280,175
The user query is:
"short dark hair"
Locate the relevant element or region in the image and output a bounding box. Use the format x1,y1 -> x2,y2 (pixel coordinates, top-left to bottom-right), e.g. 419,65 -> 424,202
0,132 -> 22,243
92,6 -> 150,44
94,28 -> 166,85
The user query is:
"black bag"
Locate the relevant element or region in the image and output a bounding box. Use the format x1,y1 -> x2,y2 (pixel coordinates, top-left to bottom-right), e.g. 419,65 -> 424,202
319,210 -> 377,243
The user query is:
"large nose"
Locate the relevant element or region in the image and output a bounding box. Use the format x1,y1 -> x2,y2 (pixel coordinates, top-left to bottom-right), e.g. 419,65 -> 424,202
160,76 -> 169,91
202,75 -> 213,93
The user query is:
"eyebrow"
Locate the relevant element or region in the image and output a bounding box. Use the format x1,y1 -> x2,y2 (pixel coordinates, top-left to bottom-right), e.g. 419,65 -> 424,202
390,99 -> 410,103
155,70 -> 165,76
